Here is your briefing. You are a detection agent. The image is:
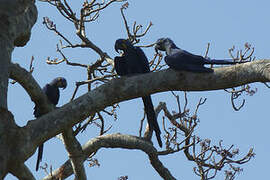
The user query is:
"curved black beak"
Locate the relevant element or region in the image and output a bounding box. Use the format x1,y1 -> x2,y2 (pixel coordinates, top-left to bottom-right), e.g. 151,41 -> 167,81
115,43 -> 120,53
154,44 -> 159,54
62,83 -> 67,89
115,39 -> 128,54
154,38 -> 167,53
61,79 -> 67,89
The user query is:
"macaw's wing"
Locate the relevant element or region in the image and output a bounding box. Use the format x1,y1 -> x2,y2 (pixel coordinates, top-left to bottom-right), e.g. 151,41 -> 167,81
165,55 -> 213,73
177,50 -> 247,65
178,50 -> 207,65
33,83 -> 60,118
124,46 -> 150,74
114,56 -> 128,76
43,84 -> 60,105
134,47 -> 151,73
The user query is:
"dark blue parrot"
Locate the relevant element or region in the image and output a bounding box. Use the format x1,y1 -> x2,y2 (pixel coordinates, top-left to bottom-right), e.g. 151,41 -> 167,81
154,38 -> 247,72
114,39 -> 162,147
34,77 -> 67,171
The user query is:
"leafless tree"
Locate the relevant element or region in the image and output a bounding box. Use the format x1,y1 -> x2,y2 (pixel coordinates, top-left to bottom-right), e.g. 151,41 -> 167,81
2,1 -> 269,180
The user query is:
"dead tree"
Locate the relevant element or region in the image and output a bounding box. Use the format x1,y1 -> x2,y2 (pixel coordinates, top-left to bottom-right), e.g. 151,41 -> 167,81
1,1 -> 267,180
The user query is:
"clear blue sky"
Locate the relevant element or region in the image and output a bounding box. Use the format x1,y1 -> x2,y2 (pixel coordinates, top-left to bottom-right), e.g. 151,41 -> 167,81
8,0 -> 270,179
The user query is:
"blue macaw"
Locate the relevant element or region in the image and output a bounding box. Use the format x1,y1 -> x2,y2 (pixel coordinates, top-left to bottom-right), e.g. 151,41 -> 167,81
34,77 -> 67,171
114,39 -> 162,147
155,38 -> 247,72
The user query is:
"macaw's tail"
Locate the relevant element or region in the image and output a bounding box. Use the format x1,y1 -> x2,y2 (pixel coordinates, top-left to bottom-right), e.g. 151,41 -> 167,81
204,59 -> 248,65
36,144 -> 44,171
142,96 -> 162,147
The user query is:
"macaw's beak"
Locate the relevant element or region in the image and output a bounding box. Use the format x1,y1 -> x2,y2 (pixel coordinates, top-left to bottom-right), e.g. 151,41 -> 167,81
62,82 -> 67,89
114,39 -> 127,53
115,43 -> 120,53
59,78 -> 67,89
154,45 -> 159,54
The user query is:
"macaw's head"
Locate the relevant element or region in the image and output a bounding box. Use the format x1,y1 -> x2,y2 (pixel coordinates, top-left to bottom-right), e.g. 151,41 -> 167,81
154,38 -> 175,53
51,77 -> 67,89
114,39 -> 133,53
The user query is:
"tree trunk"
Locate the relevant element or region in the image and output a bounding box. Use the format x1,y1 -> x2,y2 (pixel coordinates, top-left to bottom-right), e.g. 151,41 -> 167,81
0,1 -> 37,178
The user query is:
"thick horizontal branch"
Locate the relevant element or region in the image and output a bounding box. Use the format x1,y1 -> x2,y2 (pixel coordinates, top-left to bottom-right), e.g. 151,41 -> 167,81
23,60 -> 270,161
43,134 -> 175,180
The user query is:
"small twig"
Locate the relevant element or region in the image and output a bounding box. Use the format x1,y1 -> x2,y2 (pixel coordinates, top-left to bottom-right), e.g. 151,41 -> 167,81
204,43 -> 210,58
183,92 -> 188,112
136,42 -> 156,48
263,82 -> 270,88
231,94 -> 245,111
228,43 -> 255,62
86,0 -> 126,16
11,56 -> 35,84
151,54 -> 164,71
119,2 -> 152,43
29,55 -> 35,73
134,21 -> 153,38
97,112 -> 105,135
43,17 -> 74,46
194,98 -> 207,115
70,85 -> 79,101
120,2 -> 132,40
76,74 -> 116,86
46,57 -> 88,68
139,113 -> 146,137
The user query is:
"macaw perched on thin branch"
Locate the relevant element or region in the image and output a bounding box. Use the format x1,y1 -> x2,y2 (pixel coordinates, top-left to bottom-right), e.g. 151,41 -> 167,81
34,77 -> 67,171
114,39 -> 162,148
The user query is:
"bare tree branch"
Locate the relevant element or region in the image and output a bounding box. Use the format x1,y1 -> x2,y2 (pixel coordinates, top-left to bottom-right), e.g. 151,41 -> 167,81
62,129 -> 86,180
6,59 -> 270,178
120,2 -> 153,43
24,60 -> 270,158
42,134 -> 176,180
9,63 -> 54,115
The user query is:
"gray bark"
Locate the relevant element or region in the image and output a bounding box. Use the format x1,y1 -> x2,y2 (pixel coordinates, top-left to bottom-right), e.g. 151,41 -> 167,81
21,60 -> 270,161
0,0 -> 37,178
43,134 -> 176,180
7,57 -> 270,179
62,129 -> 87,180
